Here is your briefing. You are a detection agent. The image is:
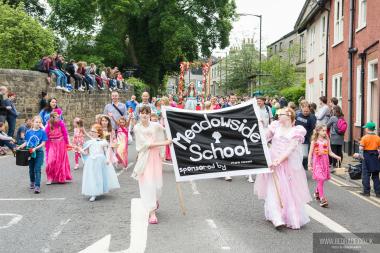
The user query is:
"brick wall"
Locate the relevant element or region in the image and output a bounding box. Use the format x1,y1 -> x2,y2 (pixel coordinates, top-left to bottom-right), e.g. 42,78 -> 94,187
0,69 -> 133,131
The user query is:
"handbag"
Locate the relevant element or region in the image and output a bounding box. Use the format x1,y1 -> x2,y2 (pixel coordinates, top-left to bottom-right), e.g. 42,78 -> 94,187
348,163 -> 362,180
334,160 -> 346,175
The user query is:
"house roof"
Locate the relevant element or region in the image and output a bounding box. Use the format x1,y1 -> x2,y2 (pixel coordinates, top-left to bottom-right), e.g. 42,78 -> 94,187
267,29 -> 297,48
295,0 -> 328,32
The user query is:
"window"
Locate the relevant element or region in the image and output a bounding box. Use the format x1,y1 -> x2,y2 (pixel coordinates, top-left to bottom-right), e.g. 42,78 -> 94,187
355,66 -> 362,125
299,33 -> 305,62
367,60 -> 378,123
334,0 -> 344,44
274,45 -> 277,54
358,0 -> 367,29
279,42 -> 283,52
308,26 -> 316,59
320,16 -> 326,52
332,73 -> 343,106
289,40 -> 293,48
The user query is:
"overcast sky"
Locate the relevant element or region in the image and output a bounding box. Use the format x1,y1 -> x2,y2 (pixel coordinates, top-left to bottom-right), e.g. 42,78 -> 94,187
213,0 -> 305,56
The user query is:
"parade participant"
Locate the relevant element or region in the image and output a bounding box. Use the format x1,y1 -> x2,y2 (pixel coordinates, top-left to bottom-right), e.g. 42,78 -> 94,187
116,117 -> 132,169
168,94 -> 177,107
150,113 -> 159,123
184,82 -> 197,110
135,92 -> 154,120
132,106 -> 172,224
73,117 -> 85,170
126,95 -> 138,112
254,108 -> 312,229
103,91 -> 128,130
39,98 -> 63,126
153,100 -> 162,118
45,111 -> 72,184
100,115 -> 115,144
77,124 -> 120,202
210,97 -> 221,110
308,124 -> 341,207
17,116 -> 47,193
354,122 -> 380,198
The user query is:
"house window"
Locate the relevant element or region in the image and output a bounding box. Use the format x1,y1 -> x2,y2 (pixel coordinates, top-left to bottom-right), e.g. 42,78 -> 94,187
355,66 -> 362,125
274,45 -> 277,54
367,60 -> 378,123
289,40 -> 293,48
334,0 -> 344,44
358,0 -> 367,29
308,26 -> 316,60
332,73 -> 343,106
279,42 -> 283,52
320,16 -> 326,52
299,33 -> 305,62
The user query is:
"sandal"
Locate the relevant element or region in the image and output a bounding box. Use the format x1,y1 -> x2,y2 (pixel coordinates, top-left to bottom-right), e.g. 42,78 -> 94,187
320,198 -> 328,208
148,216 -> 158,224
314,192 -> 320,201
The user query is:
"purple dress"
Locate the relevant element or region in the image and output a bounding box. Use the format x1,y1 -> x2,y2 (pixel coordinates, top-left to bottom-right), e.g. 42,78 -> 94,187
254,121 -> 312,229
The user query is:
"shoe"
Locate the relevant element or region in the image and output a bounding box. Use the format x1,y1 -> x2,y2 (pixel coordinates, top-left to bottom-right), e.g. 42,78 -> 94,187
64,88 -> 71,93
247,175 -> 255,183
34,186 -> 40,194
74,164 -> 79,170
29,182 -> 35,189
225,176 -> 232,181
46,181 -> 52,185
56,86 -> 63,90
314,192 -> 320,201
89,85 -> 95,90
148,215 -> 158,224
360,192 -> 370,197
275,224 -> 285,230
89,196 -> 96,202
320,198 -> 328,208
78,87 -> 85,92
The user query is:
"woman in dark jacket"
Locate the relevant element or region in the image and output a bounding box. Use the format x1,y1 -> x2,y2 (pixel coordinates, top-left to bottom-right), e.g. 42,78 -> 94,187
327,105 -> 344,167
4,92 -> 19,137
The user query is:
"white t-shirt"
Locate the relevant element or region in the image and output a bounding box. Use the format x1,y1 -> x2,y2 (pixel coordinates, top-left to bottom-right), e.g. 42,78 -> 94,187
258,105 -> 273,129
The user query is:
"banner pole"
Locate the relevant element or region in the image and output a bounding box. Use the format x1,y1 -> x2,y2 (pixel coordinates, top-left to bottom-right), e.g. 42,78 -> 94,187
176,183 -> 186,216
272,171 -> 284,209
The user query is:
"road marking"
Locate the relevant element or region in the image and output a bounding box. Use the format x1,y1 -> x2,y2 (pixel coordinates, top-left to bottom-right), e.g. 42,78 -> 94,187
350,192 -> 380,208
116,162 -> 134,177
330,175 -> 350,186
190,180 -> 200,195
79,198 -> 148,253
0,213 -> 23,229
205,219 -> 231,251
41,219 -> 71,253
306,205 -> 351,233
0,198 -> 65,201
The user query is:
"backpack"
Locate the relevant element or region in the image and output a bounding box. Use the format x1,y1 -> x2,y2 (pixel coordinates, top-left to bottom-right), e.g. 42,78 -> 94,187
35,58 -> 46,72
336,117 -> 347,135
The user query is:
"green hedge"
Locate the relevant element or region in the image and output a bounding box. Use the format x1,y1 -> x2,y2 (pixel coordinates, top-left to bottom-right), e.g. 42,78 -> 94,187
280,85 -> 305,104
126,77 -> 150,99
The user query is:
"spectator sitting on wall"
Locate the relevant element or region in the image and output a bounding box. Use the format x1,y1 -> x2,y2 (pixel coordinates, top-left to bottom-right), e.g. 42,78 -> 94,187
16,118 -> 32,145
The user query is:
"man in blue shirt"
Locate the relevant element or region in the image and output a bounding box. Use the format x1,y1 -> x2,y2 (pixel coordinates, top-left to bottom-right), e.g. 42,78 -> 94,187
126,95 -> 138,112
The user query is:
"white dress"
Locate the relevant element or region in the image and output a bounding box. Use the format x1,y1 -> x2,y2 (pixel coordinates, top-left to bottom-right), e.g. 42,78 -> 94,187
81,139 -> 120,196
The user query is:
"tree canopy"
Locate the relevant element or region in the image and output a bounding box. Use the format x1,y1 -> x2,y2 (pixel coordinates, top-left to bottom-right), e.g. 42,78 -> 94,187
0,2 -> 55,69
47,0 -> 237,90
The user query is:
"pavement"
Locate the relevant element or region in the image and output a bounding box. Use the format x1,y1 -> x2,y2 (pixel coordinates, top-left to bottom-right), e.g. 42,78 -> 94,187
0,144 -> 380,253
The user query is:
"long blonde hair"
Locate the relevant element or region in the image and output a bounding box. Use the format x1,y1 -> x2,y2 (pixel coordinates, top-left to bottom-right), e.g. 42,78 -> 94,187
311,124 -> 328,142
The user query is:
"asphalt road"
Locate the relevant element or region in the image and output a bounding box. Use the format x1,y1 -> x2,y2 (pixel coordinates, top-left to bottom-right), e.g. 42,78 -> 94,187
0,143 -> 379,253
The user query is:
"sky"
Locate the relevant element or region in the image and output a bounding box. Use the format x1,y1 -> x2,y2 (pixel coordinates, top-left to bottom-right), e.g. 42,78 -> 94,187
213,0 -> 306,56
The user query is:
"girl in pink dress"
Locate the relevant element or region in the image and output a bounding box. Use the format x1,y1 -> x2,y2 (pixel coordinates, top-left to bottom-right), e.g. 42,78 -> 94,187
254,108 -> 312,229
73,117 -> 85,170
308,124 -> 341,207
116,116 -> 132,169
45,111 -> 72,184
132,106 -> 171,224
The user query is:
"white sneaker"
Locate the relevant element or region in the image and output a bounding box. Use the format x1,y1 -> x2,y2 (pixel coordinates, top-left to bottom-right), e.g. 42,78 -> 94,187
64,88 -> 71,93
89,196 -> 96,202
78,87 -> 85,92
46,181 -> 52,185
56,86 -> 63,90
248,175 -> 255,183
225,176 -> 232,181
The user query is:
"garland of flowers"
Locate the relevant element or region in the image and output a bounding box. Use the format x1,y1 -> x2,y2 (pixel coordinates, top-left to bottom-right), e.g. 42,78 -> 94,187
178,61 -> 210,96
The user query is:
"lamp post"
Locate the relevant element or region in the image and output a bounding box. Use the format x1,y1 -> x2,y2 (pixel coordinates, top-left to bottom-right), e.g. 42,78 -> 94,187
237,13 -> 262,88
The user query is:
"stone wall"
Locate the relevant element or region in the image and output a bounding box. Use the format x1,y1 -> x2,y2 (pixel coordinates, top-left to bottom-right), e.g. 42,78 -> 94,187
0,69 -> 133,131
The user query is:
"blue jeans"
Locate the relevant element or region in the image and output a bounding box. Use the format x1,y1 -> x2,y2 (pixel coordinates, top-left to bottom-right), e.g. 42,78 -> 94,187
6,116 -> 16,137
0,139 -> 16,150
29,150 -> 44,187
49,69 -> 67,87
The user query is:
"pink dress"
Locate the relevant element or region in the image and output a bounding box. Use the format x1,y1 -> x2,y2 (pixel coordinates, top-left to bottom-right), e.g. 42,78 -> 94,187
116,126 -> 129,168
134,123 -> 165,212
312,139 -> 330,181
254,121 -> 312,229
45,121 -> 72,183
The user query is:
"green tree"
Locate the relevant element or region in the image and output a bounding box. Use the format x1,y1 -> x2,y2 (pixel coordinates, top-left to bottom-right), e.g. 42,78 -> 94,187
2,0 -> 46,20
126,77 -> 150,99
0,2 -> 55,69
47,0 -> 236,90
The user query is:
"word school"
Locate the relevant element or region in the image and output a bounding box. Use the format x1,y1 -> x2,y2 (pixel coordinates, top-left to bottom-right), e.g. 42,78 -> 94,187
172,114 -> 261,151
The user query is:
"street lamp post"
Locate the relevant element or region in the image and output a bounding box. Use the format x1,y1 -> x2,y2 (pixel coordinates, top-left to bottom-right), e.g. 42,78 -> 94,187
237,13 -> 262,90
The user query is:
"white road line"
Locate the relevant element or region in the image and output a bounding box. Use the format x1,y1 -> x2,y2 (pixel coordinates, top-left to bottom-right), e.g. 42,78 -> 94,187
351,192 -> 380,208
41,218 -> 71,253
205,219 -> 231,251
190,180 -> 200,195
306,205 -> 351,233
0,213 -> 23,229
0,198 -> 65,201
116,163 -> 134,177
